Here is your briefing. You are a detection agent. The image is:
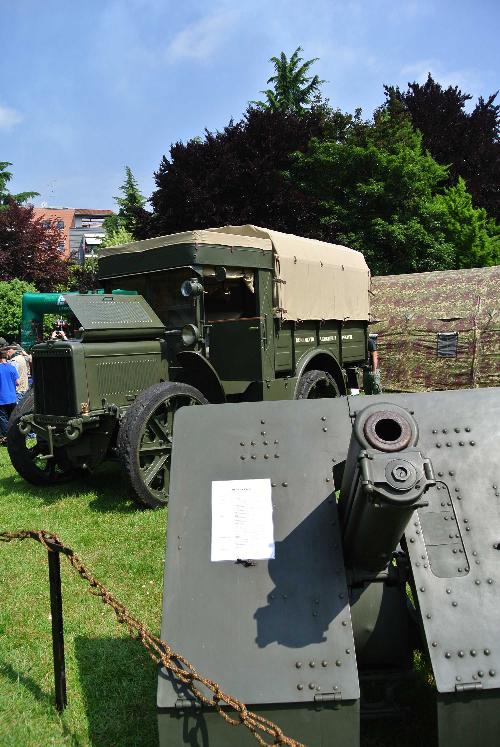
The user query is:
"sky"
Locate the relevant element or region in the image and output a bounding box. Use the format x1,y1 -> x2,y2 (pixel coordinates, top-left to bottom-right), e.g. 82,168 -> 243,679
1,0 -> 498,211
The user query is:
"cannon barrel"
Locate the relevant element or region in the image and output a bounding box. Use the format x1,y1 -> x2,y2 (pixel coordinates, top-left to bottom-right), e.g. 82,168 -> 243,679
338,402 -> 435,573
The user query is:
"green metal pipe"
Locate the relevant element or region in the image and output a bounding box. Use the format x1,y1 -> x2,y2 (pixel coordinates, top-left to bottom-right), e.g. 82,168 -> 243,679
21,289 -> 137,349
21,293 -> 74,350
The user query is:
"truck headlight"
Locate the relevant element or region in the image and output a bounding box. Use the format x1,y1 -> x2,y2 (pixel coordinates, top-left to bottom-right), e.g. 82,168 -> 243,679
180,278 -> 203,297
181,324 -> 200,346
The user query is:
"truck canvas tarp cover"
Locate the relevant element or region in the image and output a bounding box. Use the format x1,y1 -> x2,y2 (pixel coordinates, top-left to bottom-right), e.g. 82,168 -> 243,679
370,265 -> 500,392
99,224 -> 370,323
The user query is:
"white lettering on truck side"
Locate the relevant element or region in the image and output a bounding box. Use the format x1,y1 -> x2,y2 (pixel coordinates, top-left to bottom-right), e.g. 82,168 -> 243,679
320,335 -> 337,342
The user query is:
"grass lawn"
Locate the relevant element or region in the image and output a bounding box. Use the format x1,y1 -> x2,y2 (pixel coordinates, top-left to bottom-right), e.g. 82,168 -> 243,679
0,447 -> 436,747
0,448 -> 165,746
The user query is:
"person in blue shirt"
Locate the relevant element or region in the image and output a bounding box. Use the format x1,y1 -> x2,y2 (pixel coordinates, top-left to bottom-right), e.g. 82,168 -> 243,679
0,349 -> 19,443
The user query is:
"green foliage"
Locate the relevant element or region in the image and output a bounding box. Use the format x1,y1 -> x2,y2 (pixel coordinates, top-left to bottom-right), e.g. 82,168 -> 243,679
252,47 -> 324,114
102,212 -> 121,235
0,278 -> 37,341
432,178 -> 500,268
289,108 -> 456,274
385,75 -> 500,219
0,161 -> 38,209
67,257 -> 100,293
101,225 -> 135,248
106,166 -> 147,238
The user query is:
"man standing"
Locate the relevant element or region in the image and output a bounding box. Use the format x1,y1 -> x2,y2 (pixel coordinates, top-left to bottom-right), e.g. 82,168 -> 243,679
0,349 -> 19,444
363,333 -> 382,395
6,345 -> 29,401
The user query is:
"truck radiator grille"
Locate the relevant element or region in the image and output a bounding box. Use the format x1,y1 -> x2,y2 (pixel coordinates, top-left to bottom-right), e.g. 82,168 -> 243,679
96,357 -> 161,398
33,354 -> 76,416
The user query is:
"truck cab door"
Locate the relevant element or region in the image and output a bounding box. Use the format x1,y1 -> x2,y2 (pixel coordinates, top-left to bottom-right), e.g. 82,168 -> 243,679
207,316 -> 265,382
204,270 -> 273,385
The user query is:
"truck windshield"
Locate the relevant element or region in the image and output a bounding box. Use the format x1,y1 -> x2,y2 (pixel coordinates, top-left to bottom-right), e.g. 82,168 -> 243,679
203,273 -> 256,321
108,269 -> 194,328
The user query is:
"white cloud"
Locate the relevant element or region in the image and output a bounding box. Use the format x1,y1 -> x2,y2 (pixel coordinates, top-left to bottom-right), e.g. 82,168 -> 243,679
0,104 -> 22,130
166,9 -> 239,62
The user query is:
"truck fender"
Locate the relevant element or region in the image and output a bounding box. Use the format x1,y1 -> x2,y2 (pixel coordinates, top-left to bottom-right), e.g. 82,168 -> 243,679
294,348 -> 347,397
175,351 -> 226,404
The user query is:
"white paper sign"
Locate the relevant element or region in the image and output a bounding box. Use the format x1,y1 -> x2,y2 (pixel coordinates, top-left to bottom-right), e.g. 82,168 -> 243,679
211,479 -> 275,562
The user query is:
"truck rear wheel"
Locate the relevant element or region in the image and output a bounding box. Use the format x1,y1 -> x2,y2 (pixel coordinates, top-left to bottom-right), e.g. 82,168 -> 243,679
7,390 -> 78,485
117,381 -> 208,508
296,369 -> 340,399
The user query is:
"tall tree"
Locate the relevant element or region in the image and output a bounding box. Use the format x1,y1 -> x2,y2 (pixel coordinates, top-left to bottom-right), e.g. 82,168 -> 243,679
148,106 -> 335,237
105,166 -> 148,238
288,108 -> 457,275
0,161 -> 38,209
252,47 -> 324,114
0,200 -> 68,289
385,75 -> 500,218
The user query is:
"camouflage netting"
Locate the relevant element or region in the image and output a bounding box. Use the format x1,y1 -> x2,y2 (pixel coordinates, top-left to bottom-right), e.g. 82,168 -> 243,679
370,266 -> 500,392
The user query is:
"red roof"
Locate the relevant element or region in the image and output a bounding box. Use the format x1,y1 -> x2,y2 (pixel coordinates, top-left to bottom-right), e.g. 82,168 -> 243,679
74,208 -> 114,215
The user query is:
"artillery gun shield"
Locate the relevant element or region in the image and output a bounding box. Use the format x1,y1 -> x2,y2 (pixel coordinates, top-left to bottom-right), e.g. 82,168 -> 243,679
158,398 -> 360,747
394,387 -> 500,746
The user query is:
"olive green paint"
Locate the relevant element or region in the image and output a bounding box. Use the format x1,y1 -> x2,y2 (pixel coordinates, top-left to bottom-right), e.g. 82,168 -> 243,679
158,701 -> 360,747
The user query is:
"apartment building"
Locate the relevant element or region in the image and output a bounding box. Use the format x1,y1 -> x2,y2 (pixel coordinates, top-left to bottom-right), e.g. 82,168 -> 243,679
32,206 -> 114,261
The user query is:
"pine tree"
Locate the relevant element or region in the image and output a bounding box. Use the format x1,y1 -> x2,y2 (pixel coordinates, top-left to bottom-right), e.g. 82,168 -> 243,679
252,47 -> 324,114
106,166 -> 147,238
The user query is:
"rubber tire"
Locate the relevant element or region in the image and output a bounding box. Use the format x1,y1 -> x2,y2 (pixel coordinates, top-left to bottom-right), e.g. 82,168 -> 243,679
7,390 -> 78,485
117,381 -> 208,509
295,369 -> 340,399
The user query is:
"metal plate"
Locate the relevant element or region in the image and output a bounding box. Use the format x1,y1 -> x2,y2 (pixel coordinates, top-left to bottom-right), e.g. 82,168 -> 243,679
372,388 -> 500,693
158,701 -> 360,747
158,398 -> 359,708
437,690 -> 500,747
62,294 -> 164,332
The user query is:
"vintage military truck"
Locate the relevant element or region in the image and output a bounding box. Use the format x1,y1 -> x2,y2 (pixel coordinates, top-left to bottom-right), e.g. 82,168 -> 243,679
7,225 -> 370,508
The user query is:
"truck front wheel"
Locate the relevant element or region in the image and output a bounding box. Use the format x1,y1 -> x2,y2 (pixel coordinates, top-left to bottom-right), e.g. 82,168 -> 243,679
295,369 -> 340,399
117,381 -> 208,509
7,390 -> 79,485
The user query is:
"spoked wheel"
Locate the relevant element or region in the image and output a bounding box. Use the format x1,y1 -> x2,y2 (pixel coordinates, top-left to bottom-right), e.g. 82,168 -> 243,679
7,390 -> 78,485
117,382 -> 208,508
295,369 -> 341,399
